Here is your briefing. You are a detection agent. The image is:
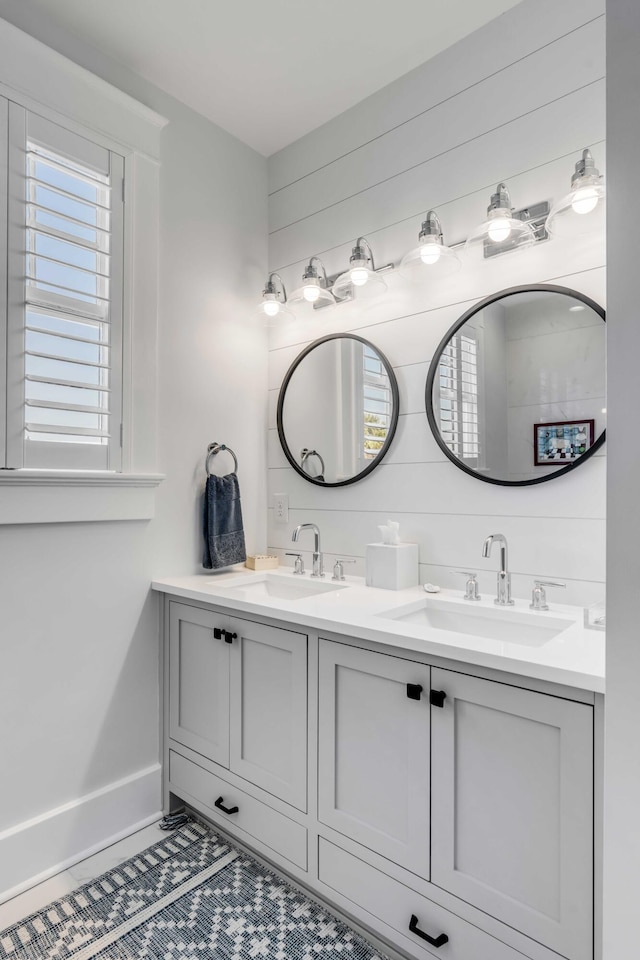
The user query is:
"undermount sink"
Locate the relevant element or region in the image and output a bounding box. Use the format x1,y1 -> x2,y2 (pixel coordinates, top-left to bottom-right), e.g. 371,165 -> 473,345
216,573 -> 344,602
377,598 -> 573,646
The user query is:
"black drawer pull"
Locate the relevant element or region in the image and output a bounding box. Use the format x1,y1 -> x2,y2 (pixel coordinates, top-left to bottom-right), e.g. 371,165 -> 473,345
214,796 -> 239,815
223,630 -> 237,644
406,683 -> 423,700
430,689 -> 447,708
409,914 -> 448,948
213,627 -> 224,640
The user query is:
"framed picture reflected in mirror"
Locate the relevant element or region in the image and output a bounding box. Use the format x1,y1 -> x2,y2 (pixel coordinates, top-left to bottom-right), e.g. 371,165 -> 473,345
534,419 -> 595,466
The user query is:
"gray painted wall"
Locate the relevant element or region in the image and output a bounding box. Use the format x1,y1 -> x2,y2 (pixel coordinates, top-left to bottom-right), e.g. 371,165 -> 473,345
0,4 -> 268,892
604,1 -> 640,955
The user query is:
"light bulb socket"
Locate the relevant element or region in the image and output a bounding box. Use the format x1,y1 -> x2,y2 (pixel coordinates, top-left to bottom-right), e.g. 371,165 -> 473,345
487,183 -> 512,216
418,210 -> 444,244
571,148 -> 600,187
302,263 -> 320,283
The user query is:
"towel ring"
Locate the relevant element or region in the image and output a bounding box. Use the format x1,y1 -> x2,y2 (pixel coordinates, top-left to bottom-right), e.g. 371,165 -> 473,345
300,448 -> 325,476
206,442 -> 238,476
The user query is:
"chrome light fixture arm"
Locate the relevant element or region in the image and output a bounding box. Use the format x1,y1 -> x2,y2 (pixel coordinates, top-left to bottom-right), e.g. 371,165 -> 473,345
351,236 -> 376,271
304,256 -> 330,288
263,272 -> 288,303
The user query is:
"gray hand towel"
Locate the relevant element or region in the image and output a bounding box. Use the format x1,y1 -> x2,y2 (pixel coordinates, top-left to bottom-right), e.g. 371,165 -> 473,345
203,473 -> 247,569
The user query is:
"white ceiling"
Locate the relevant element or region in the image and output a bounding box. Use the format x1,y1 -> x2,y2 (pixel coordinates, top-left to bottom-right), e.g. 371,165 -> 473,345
1,0 -> 523,155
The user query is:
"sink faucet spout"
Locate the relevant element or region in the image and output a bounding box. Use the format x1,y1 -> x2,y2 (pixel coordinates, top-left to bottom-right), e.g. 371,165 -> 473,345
292,523 -> 324,578
482,533 -> 514,606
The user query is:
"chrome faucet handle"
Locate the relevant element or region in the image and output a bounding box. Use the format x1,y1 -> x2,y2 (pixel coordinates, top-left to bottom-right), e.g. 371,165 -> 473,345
285,552 -> 305,575
332,559 -> 356,582
456,571 -> 481,601
530,579 -> 566,611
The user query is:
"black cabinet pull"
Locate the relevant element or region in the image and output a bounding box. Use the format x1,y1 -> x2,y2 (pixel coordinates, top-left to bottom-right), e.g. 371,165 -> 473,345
214,796 -> 239,815
213,627 -> 223,640
430,689 -> 447,708
223,630 -> 237,644
406,683 -> 423,700
409,914 -> 448,948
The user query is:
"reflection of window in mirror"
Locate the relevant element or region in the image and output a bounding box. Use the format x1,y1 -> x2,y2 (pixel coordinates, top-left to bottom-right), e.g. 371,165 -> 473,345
437,327 -> 481,468
362,344 -> 392,463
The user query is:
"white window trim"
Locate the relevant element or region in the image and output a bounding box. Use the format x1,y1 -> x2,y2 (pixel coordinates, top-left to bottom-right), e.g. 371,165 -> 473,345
0,20 -> 167,522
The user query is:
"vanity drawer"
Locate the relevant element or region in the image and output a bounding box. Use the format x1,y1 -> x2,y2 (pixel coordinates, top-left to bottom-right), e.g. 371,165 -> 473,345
318,839 -> 520,960
169,751 -> 307,870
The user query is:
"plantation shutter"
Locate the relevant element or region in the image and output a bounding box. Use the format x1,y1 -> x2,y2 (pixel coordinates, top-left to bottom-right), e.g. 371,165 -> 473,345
362,344 -> 392,460
5,104 -> 124,470
438,328 -> 480,466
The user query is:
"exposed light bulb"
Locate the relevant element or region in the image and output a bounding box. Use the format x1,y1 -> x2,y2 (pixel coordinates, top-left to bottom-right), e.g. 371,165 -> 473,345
571,186 -> 599,215
263,299 -> 280,317
420,243 -> 442,265
350,266 -> 369,286
487,218 -> 512,243
302,284 -> 320,303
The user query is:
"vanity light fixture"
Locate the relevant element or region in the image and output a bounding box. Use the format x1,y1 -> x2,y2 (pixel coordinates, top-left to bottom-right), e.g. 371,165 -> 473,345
399,210 -> 461,280
464,183 -> 548,259
257,273 -> 294,322
331,237 -> 392,300
288,256 -> 336,311
545,148 -> 605,237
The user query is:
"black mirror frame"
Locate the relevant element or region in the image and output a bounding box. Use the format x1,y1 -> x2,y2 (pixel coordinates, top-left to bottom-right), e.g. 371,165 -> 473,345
277,333 -> 400,488
425,283 -> 606,487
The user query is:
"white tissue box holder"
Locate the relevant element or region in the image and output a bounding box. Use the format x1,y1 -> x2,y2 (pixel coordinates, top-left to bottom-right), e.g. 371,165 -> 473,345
366,543 -> 419,591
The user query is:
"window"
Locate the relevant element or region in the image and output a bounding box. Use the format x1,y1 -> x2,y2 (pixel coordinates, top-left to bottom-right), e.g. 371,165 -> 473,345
362,344 -> 392,460
438,329 -> 480,465
4,106 -> 124,471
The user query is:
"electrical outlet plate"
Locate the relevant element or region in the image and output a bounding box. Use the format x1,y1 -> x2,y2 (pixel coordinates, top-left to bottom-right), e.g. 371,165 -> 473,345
273,493 -> 289,523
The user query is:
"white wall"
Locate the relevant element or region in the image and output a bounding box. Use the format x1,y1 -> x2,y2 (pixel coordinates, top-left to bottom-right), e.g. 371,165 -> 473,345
0,8 -> 267,896
603,1 -> 640,956
266,0 -> 606,607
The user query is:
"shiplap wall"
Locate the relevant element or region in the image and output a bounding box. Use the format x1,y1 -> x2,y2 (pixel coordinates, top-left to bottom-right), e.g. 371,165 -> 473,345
266,0 -> 606,606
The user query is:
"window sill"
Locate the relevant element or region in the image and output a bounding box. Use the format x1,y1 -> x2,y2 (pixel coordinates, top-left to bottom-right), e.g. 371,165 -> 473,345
0,471 -> 164,524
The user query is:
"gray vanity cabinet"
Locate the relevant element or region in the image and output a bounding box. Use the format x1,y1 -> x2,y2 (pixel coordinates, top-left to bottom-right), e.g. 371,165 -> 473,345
169,602 -> 230,767
430,667 -> 593,960
317,642 -> 593,960
229,616 -> 307,811
318,640 -> 431,876
168,602 -> 307,811
164,597 -> 597,960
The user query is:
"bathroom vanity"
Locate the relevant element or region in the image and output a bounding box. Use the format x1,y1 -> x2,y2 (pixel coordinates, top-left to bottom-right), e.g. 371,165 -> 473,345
153,570 -> 604,960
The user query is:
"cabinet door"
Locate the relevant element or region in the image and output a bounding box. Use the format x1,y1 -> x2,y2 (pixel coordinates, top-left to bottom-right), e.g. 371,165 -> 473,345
229,618 -> 307,811
318,640 -> 431,877
169,602 -> 230,767
431,668 -> 593,960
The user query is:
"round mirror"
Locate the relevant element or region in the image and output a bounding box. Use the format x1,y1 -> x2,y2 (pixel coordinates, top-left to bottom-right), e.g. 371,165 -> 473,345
277,334 -> 399,486
426,284 -> 606,486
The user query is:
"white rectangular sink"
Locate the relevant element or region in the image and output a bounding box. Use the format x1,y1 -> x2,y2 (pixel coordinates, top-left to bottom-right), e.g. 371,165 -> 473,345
215,573 -> 344,602
377,598 -> 573,647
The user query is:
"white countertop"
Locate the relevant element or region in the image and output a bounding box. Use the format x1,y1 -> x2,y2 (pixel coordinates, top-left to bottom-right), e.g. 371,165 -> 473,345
152,568 -> 605,694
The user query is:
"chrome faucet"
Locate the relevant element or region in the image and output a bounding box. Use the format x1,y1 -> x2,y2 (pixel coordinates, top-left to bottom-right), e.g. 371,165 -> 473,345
292,523 -> 324,577
482,533 -> 514,605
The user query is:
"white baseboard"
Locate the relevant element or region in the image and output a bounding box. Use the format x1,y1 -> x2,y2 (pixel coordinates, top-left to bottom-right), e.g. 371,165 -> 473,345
0,764 -> 161,902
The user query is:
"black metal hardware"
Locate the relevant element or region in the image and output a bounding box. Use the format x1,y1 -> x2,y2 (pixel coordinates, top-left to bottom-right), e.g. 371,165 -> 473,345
409,914 -> 449,948
430,690 -> 447,708
223,631 -> 237,644
406,683 -> 423,701
214,796 -> 239,815
213,627 -> 223,640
